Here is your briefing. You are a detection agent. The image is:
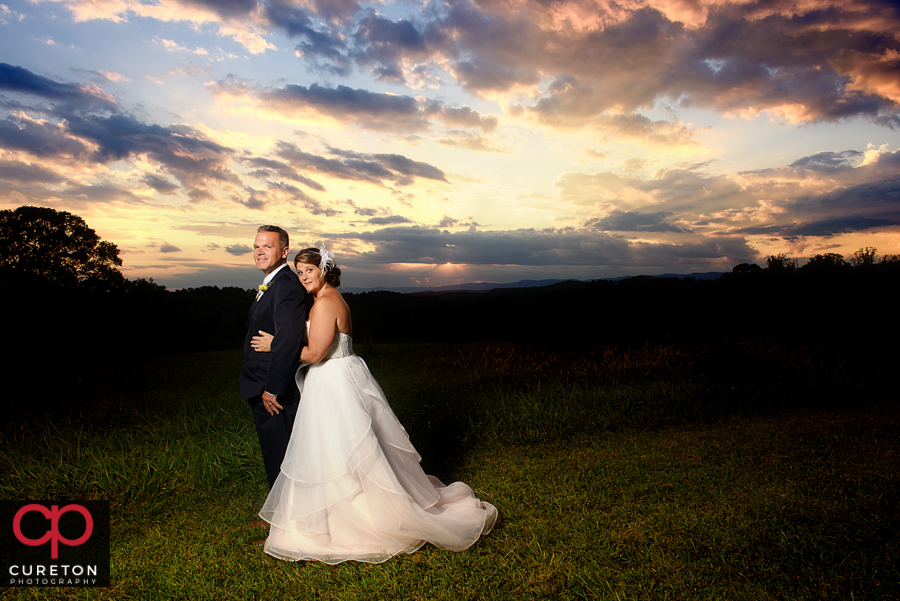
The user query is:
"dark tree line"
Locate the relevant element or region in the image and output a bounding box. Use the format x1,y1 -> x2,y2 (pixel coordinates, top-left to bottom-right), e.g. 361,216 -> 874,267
3,205 -> 898,357
1,207 -> 254,419
344,249 -> 900,351
1,206 -> 254,359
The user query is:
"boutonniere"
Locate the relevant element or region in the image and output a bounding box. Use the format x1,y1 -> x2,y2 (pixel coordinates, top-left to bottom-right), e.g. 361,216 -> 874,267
258,284 -> 269,294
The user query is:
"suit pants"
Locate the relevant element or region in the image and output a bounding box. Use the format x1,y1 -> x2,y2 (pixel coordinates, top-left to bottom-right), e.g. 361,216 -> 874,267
249,395 -> 299,489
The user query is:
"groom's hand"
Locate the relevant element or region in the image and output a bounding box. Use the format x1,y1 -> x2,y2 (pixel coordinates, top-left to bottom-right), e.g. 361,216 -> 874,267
262,391 -> 282,415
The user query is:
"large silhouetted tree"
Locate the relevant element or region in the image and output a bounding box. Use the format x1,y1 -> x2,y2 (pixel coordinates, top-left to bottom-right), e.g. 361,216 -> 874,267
805,252 -> 846,269
765,253 -> 796,273
850,246 -> 878,269
0,205 -> 124,290
881,254 -> 900,276
731,262 -> 762,276
798,252 -> 850,278
764,254 -> 796,284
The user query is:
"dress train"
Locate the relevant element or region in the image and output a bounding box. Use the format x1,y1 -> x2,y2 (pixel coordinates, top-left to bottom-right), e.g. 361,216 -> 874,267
259,332 -> 497,564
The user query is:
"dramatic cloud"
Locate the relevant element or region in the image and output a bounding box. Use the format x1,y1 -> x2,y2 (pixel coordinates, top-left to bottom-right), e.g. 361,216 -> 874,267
56,182 -> 147,206
36,0 -> 900,129
784,177 -> 900,220
222,0 -> 900,131
225,243 -> 251,255
213,78 -> 499,137
0,116 -> 90,157
0,62 -> 117,113
63,114 -> 241,196
788,150 -> 866,173
241,156 -> 326,191
264,181 -> 341,216
550,144 -> 900,249
352,13 -> 432,82
0,64 -> 246,204
792,215 -> 898,236
367,215 -> 413,225
258,83 -> 427,132
422,0 -> 900,127
735,214 -> 898,237
425,101 -> 498,132
586,210 -> 688,233
275,142 -> 447,186
0,159 -> 65,184
143,174 -> 180,195
338,225 -> 758,268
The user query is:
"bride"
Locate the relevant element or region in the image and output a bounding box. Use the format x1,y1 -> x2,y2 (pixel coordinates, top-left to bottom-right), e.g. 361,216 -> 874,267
252,246 -> 497,564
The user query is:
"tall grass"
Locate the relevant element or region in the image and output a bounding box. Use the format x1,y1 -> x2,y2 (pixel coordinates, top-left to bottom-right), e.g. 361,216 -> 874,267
1,341 -> 897,600
443,340 -> 872,444
1,351 -> 265,508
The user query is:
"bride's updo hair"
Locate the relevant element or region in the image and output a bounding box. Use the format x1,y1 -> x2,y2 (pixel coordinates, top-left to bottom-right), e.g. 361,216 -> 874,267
295,247 -> 342,287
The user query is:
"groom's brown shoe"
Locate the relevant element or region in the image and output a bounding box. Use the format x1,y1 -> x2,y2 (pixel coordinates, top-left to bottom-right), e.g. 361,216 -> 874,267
249,520 -> 267,528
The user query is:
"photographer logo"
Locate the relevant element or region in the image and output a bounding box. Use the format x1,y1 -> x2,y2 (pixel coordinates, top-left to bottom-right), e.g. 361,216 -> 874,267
1,500 -> 110,588
13,504 -> 94,559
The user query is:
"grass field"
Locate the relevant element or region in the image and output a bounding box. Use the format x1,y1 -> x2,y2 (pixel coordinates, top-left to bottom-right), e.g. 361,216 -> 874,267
1,341 -> 898,600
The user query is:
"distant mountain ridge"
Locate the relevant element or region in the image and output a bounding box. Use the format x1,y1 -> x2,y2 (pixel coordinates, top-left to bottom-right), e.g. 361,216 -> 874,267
342,272 -> 726,295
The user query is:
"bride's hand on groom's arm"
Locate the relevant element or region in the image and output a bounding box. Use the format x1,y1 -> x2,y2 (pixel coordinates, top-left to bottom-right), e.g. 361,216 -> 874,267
251,330 -> 273,352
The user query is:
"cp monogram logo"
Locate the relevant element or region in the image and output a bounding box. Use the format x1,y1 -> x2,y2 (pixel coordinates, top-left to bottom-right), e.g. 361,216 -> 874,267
12,504 -> 94,559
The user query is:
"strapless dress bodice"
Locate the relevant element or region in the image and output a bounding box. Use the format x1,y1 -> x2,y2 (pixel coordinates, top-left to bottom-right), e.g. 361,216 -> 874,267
323,331 -> 353,360
304,321 -> 353,360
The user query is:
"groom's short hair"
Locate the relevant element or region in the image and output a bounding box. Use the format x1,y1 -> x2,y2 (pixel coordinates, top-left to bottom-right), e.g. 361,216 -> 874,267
257,225 -> 289,248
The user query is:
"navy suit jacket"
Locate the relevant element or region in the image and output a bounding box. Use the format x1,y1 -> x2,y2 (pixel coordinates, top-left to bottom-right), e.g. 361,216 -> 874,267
239,265 -> 307,401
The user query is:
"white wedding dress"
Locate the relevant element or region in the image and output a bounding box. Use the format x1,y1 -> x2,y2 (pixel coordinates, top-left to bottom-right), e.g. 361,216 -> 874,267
259,329 -> 497,564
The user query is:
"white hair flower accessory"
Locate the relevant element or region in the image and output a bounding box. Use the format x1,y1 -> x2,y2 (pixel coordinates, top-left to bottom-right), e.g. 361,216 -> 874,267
319,243 -> 335,274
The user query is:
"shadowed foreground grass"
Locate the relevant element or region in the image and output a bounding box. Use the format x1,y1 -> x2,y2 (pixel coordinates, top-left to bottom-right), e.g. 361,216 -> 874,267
1,342 -> 898,600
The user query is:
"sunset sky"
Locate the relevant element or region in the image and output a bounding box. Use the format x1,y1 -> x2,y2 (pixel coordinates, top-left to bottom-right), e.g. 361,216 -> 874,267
2,0 -> 899,289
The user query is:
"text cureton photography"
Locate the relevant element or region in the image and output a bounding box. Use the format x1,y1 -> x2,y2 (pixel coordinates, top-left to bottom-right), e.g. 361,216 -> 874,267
8,563 -> 98,586
1,501 -> 110,588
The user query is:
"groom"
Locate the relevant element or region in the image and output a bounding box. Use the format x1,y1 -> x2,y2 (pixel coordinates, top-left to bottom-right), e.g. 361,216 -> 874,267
240,225 -> 307,489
